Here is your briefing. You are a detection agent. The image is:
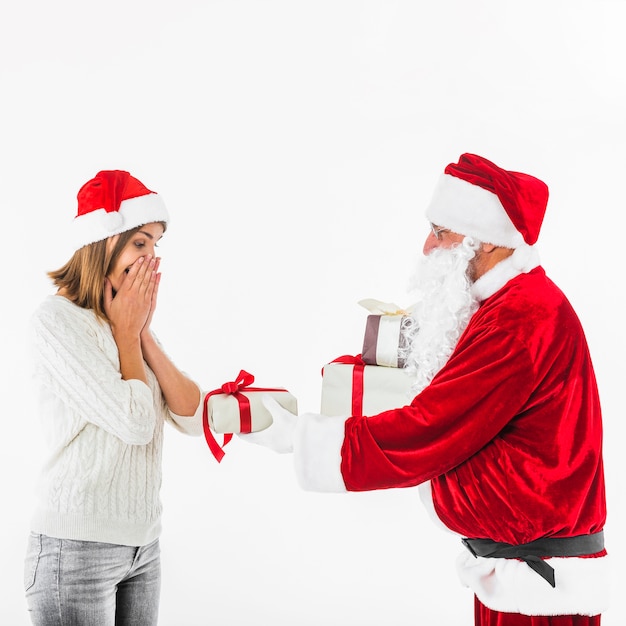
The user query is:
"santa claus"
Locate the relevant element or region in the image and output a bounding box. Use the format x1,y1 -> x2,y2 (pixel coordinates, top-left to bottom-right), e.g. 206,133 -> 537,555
244,153 -> 608,625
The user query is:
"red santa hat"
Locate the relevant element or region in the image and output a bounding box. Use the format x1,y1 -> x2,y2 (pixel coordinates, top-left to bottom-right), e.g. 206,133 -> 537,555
71,170 -> 169,250
426,153 -> 549,248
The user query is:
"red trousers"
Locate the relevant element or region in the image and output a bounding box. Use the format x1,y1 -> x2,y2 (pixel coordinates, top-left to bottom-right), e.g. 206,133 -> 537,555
475,598 -> 601,626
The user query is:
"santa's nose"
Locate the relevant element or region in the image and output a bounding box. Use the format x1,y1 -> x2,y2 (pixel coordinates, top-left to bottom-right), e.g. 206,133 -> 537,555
423,231 -> 440,255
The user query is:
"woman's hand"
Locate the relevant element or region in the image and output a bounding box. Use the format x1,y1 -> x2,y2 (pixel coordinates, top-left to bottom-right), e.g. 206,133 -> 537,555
104,255 -> 159,384
104,255 -> 158,341
141,257 -> 161,341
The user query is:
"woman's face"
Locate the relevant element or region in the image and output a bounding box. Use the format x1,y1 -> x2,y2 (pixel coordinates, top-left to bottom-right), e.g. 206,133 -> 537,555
106,222 -> 165,292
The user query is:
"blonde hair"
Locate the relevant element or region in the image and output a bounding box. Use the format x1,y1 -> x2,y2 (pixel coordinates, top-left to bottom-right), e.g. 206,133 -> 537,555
48,223 -> 165,322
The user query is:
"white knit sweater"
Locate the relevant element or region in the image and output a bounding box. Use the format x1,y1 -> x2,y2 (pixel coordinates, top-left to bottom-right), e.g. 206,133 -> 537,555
29,295 -> 204,547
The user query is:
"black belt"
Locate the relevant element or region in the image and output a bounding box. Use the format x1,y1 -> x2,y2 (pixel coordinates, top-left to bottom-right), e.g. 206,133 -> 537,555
462,531 -> 604,588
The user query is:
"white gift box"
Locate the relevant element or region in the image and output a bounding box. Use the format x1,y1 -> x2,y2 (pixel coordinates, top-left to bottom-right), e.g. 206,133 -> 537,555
320,360 -> 416,417
203,370 -> 298,463
208,388 -> 297,433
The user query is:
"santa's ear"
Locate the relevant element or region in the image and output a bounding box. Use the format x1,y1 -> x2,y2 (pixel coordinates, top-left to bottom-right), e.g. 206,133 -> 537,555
481,244 -> 516,268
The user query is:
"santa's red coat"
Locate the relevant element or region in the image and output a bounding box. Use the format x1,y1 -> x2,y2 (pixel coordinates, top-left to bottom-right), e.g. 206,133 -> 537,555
294,258 -> 608,616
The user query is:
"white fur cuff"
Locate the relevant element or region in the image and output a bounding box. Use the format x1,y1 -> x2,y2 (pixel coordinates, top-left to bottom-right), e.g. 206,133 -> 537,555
293,413 -> 348,493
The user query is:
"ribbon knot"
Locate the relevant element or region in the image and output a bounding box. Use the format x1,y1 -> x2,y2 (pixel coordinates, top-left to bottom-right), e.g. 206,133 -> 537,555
221,381 -> 240,394
358,298 -> 412,316
221,370 -> 255,394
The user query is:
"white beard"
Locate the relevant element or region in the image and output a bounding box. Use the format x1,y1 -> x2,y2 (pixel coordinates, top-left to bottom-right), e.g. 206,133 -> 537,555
401,238 -> 481,395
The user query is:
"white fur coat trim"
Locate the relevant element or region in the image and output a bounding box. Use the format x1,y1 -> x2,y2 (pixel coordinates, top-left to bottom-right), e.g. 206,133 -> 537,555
294,412 -> 348,493
457,549 -> 609,616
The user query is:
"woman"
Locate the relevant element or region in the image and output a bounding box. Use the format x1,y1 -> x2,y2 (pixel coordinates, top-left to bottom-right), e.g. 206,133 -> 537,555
24,170 -> 204,625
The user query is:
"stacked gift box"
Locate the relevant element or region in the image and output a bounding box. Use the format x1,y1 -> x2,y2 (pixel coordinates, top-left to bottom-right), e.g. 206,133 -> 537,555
320,299 -> 418,418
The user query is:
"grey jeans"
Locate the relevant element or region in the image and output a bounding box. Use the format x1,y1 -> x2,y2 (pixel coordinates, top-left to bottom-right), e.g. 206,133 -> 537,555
24,533 -> 161,626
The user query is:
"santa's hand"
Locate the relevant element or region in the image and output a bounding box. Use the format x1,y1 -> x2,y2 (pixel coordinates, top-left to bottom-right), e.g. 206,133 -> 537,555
237,395 -> 297,453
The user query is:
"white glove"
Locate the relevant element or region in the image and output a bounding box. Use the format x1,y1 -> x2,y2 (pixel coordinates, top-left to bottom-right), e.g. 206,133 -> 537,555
237,395 -> 297,454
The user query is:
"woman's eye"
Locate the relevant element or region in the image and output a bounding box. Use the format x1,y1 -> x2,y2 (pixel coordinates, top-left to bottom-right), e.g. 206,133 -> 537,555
134,241 -> 145,248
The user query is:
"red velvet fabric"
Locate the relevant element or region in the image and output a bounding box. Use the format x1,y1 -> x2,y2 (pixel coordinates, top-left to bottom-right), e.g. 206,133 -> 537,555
76,170 -> 155,216
340,267 -> 606,545
445,153 -> 549,245
474,597 -> 601,626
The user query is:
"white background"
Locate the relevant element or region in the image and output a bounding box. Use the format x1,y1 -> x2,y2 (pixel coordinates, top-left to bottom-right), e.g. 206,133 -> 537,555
1,1 -> 625,624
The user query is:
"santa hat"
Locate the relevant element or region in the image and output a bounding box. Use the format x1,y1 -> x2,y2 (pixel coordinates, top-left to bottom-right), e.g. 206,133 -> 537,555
426,153 -> 549,248
71,170 -> 169,250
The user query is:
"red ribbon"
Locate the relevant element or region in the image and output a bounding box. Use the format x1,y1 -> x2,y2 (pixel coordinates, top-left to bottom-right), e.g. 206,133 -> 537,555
202,370 -> 285,462
323,354 -> 365,418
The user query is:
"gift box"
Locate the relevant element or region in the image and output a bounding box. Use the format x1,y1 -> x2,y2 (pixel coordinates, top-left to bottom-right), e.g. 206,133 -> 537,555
320,356 -> 416,417
358,299 -> 413,368
203,370 -> 297,462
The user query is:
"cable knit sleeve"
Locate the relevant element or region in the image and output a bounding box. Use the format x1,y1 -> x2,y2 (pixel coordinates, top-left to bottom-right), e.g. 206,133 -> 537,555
31,297 -> 157,445
168,391 -> 205,436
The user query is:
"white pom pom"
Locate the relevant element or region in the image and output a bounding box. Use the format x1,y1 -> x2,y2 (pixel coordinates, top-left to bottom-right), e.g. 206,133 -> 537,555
511,244 -> 540,272
102,211 -> 124,232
